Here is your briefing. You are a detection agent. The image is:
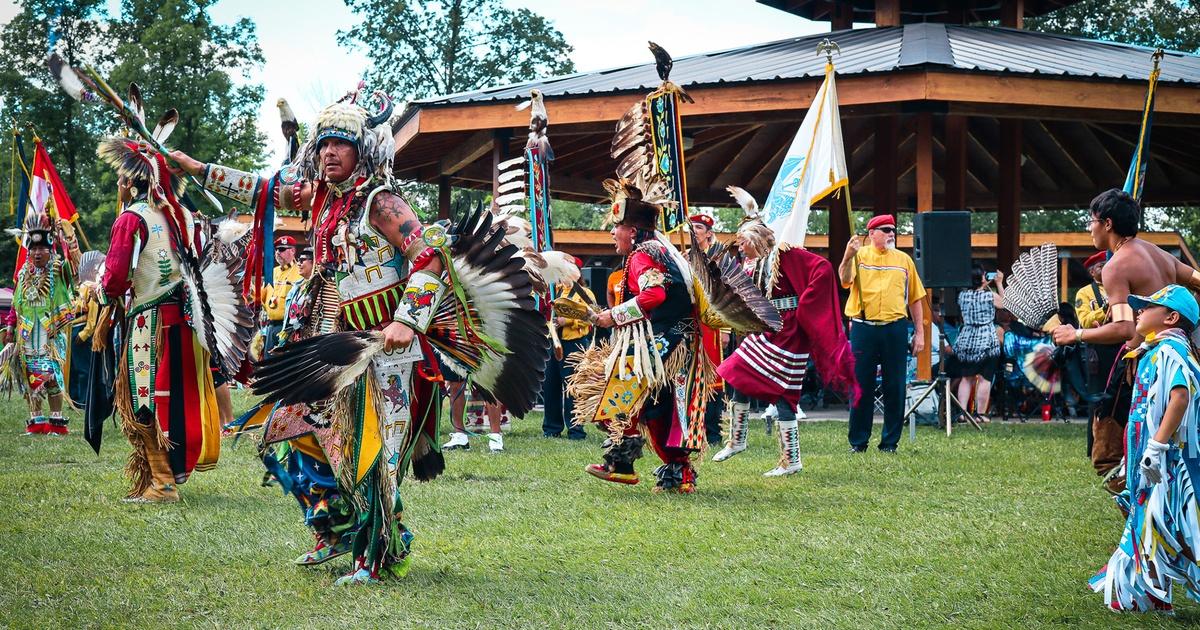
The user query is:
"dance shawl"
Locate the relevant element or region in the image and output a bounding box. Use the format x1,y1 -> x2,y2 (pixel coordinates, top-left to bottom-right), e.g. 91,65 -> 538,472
719,247 -> 859,407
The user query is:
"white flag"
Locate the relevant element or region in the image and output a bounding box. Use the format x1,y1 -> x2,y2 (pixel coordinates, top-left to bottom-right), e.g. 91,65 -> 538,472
761,67 -> 849,247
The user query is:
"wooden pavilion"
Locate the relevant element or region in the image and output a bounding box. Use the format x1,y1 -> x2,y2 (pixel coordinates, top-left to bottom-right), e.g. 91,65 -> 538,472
389,0 -> 1200,275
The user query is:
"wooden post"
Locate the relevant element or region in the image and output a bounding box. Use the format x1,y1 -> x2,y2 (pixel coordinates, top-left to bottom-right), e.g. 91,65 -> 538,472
1000,0 -> 1025,29
875,0 -> 901,27
916,113 -> 933,381
1059,257 -> 1068,302
829,194 -> 852,272
874,116 -> 898,216
491,129 -> 512,200
831,3 -> 854,30
944,115 -> 968,210
997,119 -> 1022,273
438,175 -> 451,221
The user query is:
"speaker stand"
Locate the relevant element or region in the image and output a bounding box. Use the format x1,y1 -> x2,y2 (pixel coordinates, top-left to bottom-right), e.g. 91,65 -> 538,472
904,376 -> 980,441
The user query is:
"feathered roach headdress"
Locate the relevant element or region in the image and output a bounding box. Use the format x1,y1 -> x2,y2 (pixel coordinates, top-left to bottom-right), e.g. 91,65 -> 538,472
294,89 -> 395,183
727,185 -> 775,255
95,83 -> 183,199
602,177 -> 672,230
6,210 -> 56,249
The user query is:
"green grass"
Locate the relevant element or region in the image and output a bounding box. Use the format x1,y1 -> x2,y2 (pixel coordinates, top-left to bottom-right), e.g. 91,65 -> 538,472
0,391 -> 1195,629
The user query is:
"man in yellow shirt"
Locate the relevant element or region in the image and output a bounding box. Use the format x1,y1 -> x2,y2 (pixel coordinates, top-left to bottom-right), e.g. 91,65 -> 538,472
1074,250 -> 1107,329
542,273 -> 596,439
261,236 -> 303,356
837,214 -> 927,453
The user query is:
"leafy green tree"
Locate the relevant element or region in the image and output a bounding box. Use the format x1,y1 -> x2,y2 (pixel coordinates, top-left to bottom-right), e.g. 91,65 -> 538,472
0,0 -> 267,281
338,0 -> 575,101
1026,0 -> 1200,53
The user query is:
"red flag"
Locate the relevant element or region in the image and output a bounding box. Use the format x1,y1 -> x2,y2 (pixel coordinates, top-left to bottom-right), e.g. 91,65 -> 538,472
30,140 -> 78,223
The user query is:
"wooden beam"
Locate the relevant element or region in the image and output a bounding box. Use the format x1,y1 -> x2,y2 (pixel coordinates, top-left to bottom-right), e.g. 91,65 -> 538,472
437,175 -> 451,221
998,118 -> 1022,272
491,129 -> 512,199
916,113 -> 933,213
875,0 -> 900,26
944,115 -> 968,209
438,130 -> 493,175
874,116 -> 898,215
1000,0 -> 1025,28
830,1 -> 853,30
926,74 -> 1200,117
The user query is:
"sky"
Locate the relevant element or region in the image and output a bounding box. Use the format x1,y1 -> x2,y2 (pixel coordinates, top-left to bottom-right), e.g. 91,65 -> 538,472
0,0 -> 829,164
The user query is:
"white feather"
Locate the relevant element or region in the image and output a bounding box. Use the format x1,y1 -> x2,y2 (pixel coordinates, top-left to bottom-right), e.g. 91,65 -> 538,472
216,219 -> 251,244
494,191 -> 526,208
497,168 -> 525,184
537,250 -> 582,287
496,179 -> 525,195
497,156 -> 525,171
726,185 -> 759,216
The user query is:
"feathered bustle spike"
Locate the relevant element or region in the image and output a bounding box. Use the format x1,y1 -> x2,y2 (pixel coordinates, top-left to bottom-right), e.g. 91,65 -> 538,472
1002,243 -> 1060,329
726,185 -> 759,217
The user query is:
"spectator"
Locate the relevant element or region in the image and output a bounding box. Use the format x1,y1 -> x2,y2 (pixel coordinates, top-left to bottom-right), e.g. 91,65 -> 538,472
542,279 -> 596,440
954,266 -> 1004,424
838,214 -> 926,453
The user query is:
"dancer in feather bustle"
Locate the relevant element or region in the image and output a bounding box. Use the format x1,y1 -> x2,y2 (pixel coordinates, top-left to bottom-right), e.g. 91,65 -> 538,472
97,108 -> 252,503
1,211 -> 80,435
712,187 -> 858,476
568,179 -> 704,492
172,89 -> 549,584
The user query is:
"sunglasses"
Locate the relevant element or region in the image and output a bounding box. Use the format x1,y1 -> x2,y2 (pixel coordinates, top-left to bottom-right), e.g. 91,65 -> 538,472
874,227 -> 896,234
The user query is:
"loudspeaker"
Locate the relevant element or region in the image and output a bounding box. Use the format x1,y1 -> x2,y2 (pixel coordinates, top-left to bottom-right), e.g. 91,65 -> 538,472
913,211 -> 972,288
582,266 -> 612,308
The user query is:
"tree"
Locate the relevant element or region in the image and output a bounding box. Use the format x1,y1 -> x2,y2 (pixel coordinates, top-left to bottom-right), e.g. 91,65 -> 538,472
0,0 -> 267,281
1028,0 -> 1200,252
338,0 -> 575,101
1026,0 -> 1200,53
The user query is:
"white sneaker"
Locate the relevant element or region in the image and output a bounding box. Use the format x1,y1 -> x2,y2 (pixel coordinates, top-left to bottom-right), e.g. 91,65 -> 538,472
711,443 -> 747,462
763,462 -> 803,477
442,432 -> 470,450
761,404 -> 779,420
796,407 -> 807,419
488,432 -> 504,453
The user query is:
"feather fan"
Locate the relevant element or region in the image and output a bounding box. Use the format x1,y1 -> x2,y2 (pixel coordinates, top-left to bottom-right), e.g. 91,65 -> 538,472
1002,243 -> 1061,329
688,231 -> 781,334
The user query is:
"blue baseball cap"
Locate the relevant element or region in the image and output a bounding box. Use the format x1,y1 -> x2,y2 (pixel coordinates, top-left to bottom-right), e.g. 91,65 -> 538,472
1128,284 -> 1199,327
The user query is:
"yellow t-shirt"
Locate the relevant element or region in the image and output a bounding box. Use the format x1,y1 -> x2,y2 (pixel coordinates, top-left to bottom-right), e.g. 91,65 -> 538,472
559,285 -> 596,342
1074,283 -> 1107,329
262,264 -> 302,322
842,246 -> 927,322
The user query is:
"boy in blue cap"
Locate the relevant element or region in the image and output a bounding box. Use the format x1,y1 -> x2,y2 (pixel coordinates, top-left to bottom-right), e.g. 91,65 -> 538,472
1090,284 -> 1200,612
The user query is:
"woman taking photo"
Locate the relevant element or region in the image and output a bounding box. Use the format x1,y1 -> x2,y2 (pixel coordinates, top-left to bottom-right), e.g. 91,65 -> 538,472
955,266 -> 1004,423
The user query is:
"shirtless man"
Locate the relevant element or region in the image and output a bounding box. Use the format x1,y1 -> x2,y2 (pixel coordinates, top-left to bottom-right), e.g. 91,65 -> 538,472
1052,189 -> 1199,349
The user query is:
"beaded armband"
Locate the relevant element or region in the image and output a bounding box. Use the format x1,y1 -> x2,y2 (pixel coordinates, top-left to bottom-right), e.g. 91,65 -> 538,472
393,269 -> 446,334
611,298 -> 647,326
273,164 -> 306,211
202,164 -> 263,206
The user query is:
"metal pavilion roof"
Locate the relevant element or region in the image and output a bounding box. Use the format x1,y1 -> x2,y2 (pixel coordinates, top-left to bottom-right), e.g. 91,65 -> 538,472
403,24 -> 1200,114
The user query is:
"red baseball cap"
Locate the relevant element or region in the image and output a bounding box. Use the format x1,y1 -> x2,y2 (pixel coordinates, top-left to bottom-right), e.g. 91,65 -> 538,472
689,214 -> 714,228
274,235 -> 297,249
573,256 -> 584,268
1084,251 -> 1107,268
866,214 -> 896,231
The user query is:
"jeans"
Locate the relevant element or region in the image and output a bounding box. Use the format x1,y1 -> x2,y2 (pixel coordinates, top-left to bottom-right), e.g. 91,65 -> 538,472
704,387 -> 725,445
848,320 -> 909,451
541,336 -> 588,439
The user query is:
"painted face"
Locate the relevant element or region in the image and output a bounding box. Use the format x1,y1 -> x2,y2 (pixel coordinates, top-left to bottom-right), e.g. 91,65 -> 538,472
611,224 -> 636,255
318,137 -> 359,182
1135,303 -> 1180,338
27,245 -> 51,268
869,225 -> 895,249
